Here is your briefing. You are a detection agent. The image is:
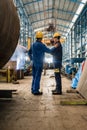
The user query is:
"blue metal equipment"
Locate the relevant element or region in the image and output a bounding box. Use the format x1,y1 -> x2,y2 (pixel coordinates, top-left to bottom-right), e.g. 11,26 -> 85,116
64,58 -> 85,79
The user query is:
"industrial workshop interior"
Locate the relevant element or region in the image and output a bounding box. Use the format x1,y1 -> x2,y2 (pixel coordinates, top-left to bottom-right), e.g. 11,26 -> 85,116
1,0 -> 87,130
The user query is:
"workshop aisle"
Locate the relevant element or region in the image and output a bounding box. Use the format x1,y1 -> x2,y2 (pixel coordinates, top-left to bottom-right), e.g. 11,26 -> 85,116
0,70 -> 87,130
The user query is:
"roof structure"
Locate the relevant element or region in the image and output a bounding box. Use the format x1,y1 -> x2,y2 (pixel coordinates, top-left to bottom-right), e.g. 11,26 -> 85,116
18,0 -> 87,38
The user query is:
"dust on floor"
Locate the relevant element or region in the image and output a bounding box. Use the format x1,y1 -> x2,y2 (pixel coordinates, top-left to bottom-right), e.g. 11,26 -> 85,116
0,70 -> 87,130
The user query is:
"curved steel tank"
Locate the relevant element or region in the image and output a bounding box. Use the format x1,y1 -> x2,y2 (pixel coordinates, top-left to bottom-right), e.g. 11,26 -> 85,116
0,0 -> 20,68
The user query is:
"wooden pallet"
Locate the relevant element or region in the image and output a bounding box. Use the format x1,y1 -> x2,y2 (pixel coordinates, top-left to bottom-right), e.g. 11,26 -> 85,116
0,69 -> 17,83
0,89 -> 17,98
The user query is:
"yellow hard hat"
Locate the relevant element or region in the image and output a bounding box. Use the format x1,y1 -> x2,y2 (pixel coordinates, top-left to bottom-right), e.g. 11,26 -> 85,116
53,32 -> 61,38
35,31 -> 43,39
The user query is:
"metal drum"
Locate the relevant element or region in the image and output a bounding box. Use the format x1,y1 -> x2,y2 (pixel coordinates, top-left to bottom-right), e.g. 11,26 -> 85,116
0,0 -> 20,68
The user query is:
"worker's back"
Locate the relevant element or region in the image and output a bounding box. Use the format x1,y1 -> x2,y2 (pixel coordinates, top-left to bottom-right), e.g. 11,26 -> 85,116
32,41 -> 45,67
31,40 -> 51,67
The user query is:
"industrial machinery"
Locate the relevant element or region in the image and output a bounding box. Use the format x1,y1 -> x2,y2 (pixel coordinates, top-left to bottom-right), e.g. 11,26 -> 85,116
62,58 -> 85,79
0,0 -> 20,69
0,0 -> 20,97
0,0 -> 20,88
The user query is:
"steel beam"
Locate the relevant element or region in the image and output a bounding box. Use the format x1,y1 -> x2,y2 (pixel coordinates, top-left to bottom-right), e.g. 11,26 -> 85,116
31,17 -> 75,24
69,0 -> 85,4
28,8 -> 78,17
34,24 -> 70,30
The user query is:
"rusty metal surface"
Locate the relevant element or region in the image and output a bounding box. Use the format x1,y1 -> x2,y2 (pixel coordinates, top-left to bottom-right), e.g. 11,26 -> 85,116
0,0 -> 20,68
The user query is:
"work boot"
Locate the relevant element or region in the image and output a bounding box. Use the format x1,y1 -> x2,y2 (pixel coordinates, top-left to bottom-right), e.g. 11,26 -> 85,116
52,91 -> 62,95
32,91 -> 43,95
51,89 -> 57,93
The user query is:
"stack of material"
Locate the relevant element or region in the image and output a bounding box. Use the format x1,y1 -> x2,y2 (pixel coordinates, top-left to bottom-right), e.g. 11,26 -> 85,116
3,61 -> 17,70
77,60 -> 87,99
0,61 -> 17,83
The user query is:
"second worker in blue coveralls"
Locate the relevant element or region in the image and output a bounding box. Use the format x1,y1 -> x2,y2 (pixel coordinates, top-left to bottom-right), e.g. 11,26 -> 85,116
51,32 -> 62,95
28,31 -> 58,95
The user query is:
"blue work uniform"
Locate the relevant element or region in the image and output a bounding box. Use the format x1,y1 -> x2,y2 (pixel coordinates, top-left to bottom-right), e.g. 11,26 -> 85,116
28,40 -> 55,94
51,41 -> 62,93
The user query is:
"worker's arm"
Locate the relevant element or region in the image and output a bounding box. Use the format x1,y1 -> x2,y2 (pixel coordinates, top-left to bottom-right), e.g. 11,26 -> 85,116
28,46 -> 32,60
42,43 -> 58,53
51,42 -> 61,54
42,44 -> 51,53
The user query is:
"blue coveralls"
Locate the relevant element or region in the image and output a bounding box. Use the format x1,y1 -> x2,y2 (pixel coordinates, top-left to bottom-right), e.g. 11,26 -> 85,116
51,41 -> 62,93
28,40 -> 55,94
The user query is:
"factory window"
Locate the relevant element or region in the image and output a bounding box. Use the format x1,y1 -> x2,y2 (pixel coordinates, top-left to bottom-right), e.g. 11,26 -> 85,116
81,15 -> 86,33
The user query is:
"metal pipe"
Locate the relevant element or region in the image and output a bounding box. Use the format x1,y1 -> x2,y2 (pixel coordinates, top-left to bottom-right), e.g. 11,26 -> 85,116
0,0 -> 20,68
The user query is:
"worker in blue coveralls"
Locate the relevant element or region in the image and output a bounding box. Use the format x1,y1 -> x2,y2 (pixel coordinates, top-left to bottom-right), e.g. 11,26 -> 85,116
28,31 -> 58,95
51,32 -> 62,95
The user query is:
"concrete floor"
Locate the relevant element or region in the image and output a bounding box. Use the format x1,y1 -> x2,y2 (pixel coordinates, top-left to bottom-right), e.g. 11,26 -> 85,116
0,70 -> 87,130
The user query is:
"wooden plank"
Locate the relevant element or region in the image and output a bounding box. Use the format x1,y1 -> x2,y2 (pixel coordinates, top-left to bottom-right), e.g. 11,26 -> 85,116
0,90 -> 17,98
0,69 -> 7,73
66,89 -> 77,93
60,100 -> 87,105
0,69 -> 7,82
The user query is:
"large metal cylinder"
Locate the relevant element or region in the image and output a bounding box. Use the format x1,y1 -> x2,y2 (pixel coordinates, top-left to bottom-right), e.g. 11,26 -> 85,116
0,0 -> 20,68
